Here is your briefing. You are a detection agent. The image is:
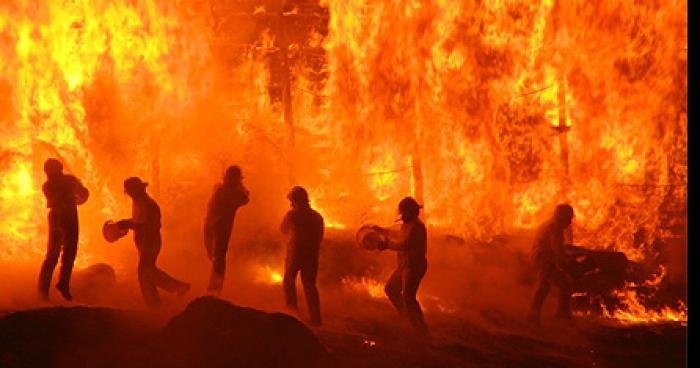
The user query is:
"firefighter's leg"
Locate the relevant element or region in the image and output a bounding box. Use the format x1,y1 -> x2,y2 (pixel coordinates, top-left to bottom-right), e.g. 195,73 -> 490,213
402,266 -> 428,335
529,266 -> 553,321
38,218 -> 62,299
301,258 -> 321,326
139,243 -> 189,294
554,268 -> 574,319
207,225 -> 231,293
138,251 -> 162,307
56,216 -> 78,301
152,267 -> 190,294
384,268 -> 404,315
283,259 -> 300,310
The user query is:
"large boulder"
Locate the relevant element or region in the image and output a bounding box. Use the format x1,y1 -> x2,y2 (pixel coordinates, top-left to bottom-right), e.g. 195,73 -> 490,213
158,296 -> 328,368
71,263 -> 118,304
0,306 -> 156,368
0,297 -> 327,368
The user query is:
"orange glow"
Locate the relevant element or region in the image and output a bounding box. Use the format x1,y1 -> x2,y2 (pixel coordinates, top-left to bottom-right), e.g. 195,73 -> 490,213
603,293 -> 687,325
602,266 -> 687,325
341,276 -> 384,299
0,0 -> 686,324
255,266 -> 283,285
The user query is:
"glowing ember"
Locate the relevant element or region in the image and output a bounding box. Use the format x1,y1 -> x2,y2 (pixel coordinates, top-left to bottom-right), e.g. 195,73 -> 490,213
363,339 -> 377,347
255,266 -> 283,285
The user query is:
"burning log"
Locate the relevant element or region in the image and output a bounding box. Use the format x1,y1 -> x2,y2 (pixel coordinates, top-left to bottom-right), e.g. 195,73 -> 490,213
564,244 -> 668,315
566,245 -> 630,296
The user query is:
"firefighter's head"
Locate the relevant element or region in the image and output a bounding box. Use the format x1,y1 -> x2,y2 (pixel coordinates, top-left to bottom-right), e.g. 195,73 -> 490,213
553,203 -> 574,228
398,196 -> 422,222
287,186 -> 309,208
223,165 -> 243,184
123,177 -> 148,198
43,158 -> 63,178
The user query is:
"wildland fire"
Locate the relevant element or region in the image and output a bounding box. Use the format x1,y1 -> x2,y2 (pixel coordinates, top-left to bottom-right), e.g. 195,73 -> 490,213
0,0 -> 686,367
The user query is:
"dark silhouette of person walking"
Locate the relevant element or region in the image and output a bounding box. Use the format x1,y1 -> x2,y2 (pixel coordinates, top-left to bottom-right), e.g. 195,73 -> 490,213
373,197 -> 429,336
528,203 -> 575,324
117,177 -> 190,307
280,186 -> 324,326
38,158 -> 89,301
203,166 -> 249,293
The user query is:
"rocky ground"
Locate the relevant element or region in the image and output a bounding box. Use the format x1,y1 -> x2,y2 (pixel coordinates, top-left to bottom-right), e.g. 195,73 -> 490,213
0,295 -> 686,368
0,230 -> 686,367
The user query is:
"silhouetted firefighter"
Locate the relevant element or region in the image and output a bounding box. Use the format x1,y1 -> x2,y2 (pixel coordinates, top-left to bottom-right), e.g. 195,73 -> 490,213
203,166 -> 249,293
117,177 -> 190,307
528,203 -> 575,323
373,197 -> 429,336
281,186 -> 324,326
38,158 -> 89,301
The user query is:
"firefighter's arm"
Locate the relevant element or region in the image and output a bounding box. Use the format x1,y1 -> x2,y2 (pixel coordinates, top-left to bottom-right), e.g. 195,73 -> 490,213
238,185 -> 250,206
384,224 -> 412,251
370,225 -> 389,235
117,205 -> 156,231
72,176 -> 89,205
116,219 -> 135,230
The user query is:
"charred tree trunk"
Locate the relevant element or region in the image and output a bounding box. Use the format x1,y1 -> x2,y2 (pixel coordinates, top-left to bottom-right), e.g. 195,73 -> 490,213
151,133 -> 160,200
271,0 -> 298,186
556,71 -> 570,201
411,151 -> 424,207
413,78 -> 426,220
282,59 -> 297,186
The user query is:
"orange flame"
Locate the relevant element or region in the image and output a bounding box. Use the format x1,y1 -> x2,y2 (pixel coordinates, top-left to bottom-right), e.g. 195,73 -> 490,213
602,266 -> 687,325
254,265 -> 283,285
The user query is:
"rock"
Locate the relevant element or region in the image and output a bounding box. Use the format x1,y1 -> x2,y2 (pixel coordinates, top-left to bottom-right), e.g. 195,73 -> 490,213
71,263 -> 118,304
159,296 -> 328,368
0,297 -> 327,368
0,306 -> 157,368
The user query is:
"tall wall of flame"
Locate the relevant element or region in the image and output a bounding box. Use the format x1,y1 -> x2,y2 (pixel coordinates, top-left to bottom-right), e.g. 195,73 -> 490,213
0,0 -> 687,266
315,0 -> 686,260
0,0 -> 215,264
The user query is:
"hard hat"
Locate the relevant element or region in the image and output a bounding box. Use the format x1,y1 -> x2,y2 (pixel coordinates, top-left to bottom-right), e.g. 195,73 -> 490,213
398,196 -> 422,214
124,177 -> 148,194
